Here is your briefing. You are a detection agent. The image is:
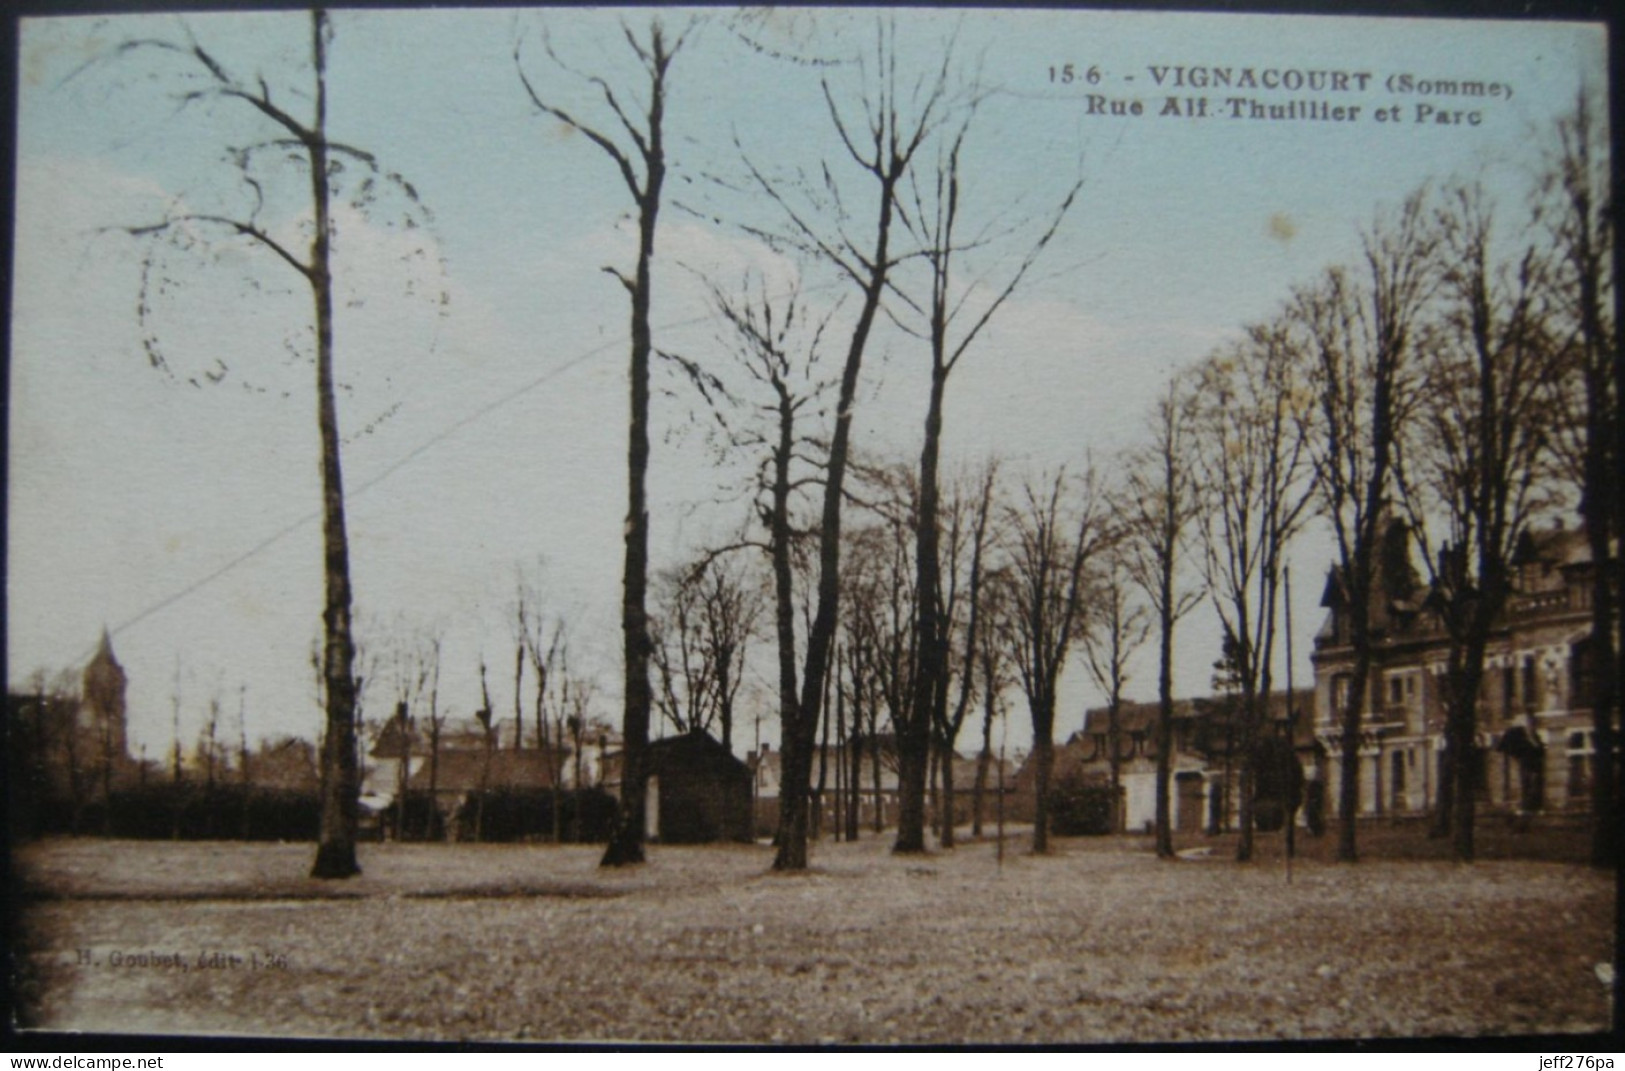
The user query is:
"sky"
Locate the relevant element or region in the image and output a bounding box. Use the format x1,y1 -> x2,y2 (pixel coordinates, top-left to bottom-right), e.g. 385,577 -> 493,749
8,6 -> 1608,762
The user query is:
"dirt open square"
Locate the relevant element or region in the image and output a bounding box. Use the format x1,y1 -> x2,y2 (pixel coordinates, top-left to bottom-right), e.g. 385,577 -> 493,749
9,828 -> 1616,1045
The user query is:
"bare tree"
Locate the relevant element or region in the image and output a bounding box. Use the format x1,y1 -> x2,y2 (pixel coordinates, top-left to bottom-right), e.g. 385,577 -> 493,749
1081,545 -> 1150,834
890,106 -> 1083,854
544,642 -> 598,841
726,20 -> 957,870
419,632 -> 445,840
200,694 -> 222,790
971,603 -> 1012,840
170,657 -> 184,787
1540,91 -> 1619,868
1189,321 -> 1315,861
513,567 -> 565,756
1120,375 -> 1206,859
843,471 -> 922,836
700,560 -> 764,753
513,565 -> 567,837
651,557 -> 763,750
473,658 -> 496,844
839,559 -> 896,835
92,11 -> 441,879
1001,467 -> 1108,854
929,466 -> 998,848
383,623 -> 441,840
668,275 -> 839,844
651,568 -> 710,738
1295,189 -> 1436,863
516,16 -> 696,866
1393,181 -> 1565,862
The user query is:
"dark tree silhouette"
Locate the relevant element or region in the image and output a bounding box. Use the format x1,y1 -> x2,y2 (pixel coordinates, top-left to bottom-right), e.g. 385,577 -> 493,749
516,16 -> 694,866
930,468 -> 998,849
652,558 -> 763,750
1189,321 -> 1314,861
1081,545 -> 1150,834
729,21 -> 955,870
1541,92 -> 1619,869
94,10 -> 441,878
1394,181 -> 1565,862
1294,189 -> 1436,863
1120,376 -> 1205,859
890,107 -> 1082,854
1000,468 -> 1107,854
663,273 -> 838,845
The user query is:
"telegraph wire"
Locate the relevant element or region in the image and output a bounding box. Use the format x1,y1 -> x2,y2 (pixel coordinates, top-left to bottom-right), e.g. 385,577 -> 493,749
94,283 -> 836,660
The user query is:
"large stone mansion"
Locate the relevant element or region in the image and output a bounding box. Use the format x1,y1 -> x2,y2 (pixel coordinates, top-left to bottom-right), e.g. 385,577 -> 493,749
1311,522 -> 1606,819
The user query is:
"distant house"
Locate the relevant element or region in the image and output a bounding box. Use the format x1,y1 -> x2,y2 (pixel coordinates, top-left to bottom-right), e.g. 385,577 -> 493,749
1017,689 -> 1316,834
604,729 -> 752,844
371,708 -> 570,792
404,745 -> 564,830
361,707 -> 572,838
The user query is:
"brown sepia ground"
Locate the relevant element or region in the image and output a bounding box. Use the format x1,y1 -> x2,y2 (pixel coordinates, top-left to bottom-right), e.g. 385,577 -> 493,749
10,824 -> 1615,1045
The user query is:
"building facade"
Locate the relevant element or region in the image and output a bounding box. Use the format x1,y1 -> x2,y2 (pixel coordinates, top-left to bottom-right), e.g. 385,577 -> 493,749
1051,690 -> 1314,834
1311,523 -> 1605,818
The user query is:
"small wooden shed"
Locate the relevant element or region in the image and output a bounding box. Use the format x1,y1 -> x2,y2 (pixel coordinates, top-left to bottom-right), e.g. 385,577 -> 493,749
643,730 -> 753,844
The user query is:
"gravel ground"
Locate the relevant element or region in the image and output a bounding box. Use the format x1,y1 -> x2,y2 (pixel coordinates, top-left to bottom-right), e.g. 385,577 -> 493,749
10,832 -> 1615,1045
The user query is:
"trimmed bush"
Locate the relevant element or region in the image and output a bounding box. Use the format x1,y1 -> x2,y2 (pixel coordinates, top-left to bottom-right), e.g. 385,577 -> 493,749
1048,771 -> 1115,836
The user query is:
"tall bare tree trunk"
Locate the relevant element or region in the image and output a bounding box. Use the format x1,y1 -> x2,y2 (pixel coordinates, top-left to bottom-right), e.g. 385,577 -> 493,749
1154,605 -> 1175,859
309,10 -> 361,880
1107,699 -> 1123,833
847,648 -> 863,840
1562,94 -> 1619,869
514,645 -> 525,751
602,182 -> 657,865
872,725 -> 885,834
1446,642 -> 1490,862
1032,717 -> 1055,854
773,184 -> 895,871
515,19 -> 684,867
1236,690 -> 1259,863
973,675 -> 993,837
899,368 -> 947,853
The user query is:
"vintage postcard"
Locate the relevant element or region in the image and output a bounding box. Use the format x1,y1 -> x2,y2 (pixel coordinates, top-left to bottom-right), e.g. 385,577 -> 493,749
8,4 -> 1616,1047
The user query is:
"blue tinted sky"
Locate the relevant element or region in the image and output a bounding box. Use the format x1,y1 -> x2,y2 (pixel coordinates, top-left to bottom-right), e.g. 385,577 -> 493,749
9,7 -> 1607,757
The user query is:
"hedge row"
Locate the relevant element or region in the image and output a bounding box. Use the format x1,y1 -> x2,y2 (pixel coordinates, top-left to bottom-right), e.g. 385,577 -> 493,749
57,783 -> 321,841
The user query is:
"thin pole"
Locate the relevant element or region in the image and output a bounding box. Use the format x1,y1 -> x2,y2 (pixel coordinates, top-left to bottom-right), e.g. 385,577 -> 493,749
838,653 -> 851,845
997,716 -> 1007,869
1285,562 -> 1295,885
